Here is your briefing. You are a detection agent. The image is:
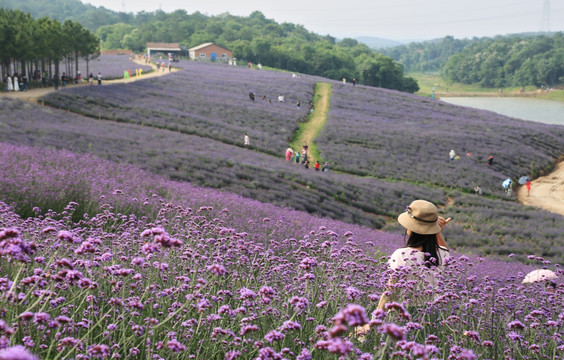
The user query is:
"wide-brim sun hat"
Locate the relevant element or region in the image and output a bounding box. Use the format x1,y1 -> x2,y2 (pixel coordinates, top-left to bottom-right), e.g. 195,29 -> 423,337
522,269 -> 557,284
398,200 -> 442,235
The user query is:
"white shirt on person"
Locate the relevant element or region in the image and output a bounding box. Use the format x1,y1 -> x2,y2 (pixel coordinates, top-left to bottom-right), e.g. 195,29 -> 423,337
388,246 -> 450,294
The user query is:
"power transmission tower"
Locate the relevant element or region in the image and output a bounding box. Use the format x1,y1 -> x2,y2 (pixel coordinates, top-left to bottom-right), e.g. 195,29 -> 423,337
541,0 -> 551,33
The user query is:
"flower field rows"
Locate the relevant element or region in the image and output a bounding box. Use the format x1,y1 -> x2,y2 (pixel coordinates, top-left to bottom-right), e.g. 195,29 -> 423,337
2,143 -> 562,360
2,56 -> 564,263
41,61 -> 317,155
317,82 -> 564,194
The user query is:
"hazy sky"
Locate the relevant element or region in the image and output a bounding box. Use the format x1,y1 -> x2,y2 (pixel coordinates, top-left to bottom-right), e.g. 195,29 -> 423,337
83,0 -> 564,41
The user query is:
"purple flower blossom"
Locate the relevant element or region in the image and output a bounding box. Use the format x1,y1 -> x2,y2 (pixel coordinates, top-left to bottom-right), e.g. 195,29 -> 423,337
0,346 -> 39,360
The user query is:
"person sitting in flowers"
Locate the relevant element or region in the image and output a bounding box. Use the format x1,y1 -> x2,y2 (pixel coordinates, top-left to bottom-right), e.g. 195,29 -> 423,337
356,199 -> 451,335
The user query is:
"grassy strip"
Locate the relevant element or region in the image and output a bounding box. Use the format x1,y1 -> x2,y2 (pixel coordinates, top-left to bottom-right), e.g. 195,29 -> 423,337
290,82 -> 332,164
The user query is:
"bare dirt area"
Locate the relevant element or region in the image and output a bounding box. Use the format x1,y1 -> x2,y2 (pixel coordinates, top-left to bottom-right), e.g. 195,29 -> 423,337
518,161 -> 564,216
0,59 -> 175,104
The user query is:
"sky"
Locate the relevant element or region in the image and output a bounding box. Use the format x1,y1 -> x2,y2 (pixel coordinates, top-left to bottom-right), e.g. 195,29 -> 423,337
82,0 -> 564,41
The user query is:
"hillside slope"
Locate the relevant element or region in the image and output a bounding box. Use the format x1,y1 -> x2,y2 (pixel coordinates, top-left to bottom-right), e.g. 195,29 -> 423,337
3,61 -> 564,263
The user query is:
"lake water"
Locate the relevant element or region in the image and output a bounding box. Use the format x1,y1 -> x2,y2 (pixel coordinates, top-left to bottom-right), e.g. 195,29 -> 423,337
440,97 -> 564,126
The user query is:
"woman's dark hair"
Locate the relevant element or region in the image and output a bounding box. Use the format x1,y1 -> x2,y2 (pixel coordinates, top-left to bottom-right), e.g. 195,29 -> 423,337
405,232 -> 441,268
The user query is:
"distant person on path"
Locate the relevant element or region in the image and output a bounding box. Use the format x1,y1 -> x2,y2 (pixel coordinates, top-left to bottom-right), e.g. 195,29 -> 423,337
6,75 -> 13,91
22,74 -> 28,91
355,200 -> 451,337
53,74 -> 59,90
249,92 -> 255,101
352,78 -> 356,86
322,162 -> 329,173
89,72 -> 94,84
301,145 -> 308,164
97,72 -> 102,85
487,155 -> 494,166
449,149 -> 456,161
244,133 -> 250,148
296,100 -> 301,109
314,161 -> 320,171
474,185 -> 482,196
285,147 -> 294,161
526,180 -> 531,197
295,152 -> 301,164
2,75 -> 8,92
13,74 -> 20,91
303,160 -> 309,169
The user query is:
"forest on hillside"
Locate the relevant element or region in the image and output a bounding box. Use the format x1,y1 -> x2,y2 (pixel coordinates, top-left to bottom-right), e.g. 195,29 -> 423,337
382,33 -> 564,88
0,8 -> 98,79
0,0 -> 418,92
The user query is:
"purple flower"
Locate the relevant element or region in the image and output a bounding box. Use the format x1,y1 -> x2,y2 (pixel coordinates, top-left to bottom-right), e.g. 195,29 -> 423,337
166,339 -> 186,352
264,330 -> 284,343
333,304 -> 368,327
0,346 -> 40,360
381,323 -> 406,341
87,344 -> 110,358
507,320 -> 525,330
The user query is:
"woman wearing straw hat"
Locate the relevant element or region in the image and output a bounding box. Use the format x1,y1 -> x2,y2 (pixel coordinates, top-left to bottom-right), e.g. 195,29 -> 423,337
355,200 -> 451,337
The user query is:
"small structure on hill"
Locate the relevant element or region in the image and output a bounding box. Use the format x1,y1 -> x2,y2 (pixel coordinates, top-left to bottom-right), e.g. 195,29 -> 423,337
146,43 -> 182,59
188,43 -> 232,62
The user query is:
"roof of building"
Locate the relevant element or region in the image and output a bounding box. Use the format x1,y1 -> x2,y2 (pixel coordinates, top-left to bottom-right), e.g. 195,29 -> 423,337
188,42 -> 231,52
146,42 -> 181,51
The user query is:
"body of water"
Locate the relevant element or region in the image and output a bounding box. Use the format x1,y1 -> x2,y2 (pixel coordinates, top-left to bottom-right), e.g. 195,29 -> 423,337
440,97 -> 564,126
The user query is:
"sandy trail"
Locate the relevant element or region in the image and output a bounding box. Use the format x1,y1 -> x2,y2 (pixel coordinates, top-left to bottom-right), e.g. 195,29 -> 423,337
517,161 -> 564,217
0,59 -> 175,103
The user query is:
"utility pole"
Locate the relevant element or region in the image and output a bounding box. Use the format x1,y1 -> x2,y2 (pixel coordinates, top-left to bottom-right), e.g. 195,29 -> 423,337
541,0 -> 551,33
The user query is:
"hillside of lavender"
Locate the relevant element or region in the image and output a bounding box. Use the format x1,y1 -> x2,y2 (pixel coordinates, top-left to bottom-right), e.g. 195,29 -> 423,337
30,61 -> 564,264
41,61 -> 316,155
2,94 -> 563,263
316,83 -> 564,193
3,142 -> 561,360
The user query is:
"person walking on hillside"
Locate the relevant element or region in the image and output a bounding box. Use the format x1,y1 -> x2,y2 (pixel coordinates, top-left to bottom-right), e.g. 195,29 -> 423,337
487,155 -> 494,166
322,161 -> 329,173
295,151 -> 301,164
355,200 -> 451,337
97,72 -> 103,85
449,149 -> 456,161
314,161 -> 320,171
244,133 -> 250,148
285,147 -> 294,161
526,180 -> 531,197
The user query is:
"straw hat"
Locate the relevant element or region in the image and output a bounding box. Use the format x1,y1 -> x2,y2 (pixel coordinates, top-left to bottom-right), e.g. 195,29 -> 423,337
398,200 -> 442,235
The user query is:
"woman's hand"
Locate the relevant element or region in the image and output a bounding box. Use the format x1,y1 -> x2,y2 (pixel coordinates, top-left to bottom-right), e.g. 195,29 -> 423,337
438,216 -> 452,231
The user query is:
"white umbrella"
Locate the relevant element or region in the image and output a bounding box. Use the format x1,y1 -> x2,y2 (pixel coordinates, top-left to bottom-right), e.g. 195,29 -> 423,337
522,269 -> 558,284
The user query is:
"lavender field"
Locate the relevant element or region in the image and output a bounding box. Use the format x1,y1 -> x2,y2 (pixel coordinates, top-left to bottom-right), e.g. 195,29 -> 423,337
41,61 -> 316,155
317,82 -> 564,194
3,54 -> 564,263
2,143 -> 562,360
0,97 -> 442,229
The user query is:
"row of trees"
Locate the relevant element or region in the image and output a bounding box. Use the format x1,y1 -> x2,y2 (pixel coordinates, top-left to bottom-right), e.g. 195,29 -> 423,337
95,10 -> 418,92
0,8 -> 99,81
383,32 -> 564,88
441,33 -> 564,88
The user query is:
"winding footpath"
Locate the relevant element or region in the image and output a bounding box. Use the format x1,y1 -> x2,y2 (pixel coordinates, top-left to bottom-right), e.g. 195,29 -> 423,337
291,82 -> 331,165
1,59 -> 175,103
517,161 -> 564,216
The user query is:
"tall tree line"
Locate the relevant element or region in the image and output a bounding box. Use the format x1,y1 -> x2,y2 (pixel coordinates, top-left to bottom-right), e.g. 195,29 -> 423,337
95,10 -> 419,92
383,33 -> 564,88
0,8 -> 99,83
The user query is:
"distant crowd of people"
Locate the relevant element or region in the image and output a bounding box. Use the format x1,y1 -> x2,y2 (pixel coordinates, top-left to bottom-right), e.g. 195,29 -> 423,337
448,149 -> 532,198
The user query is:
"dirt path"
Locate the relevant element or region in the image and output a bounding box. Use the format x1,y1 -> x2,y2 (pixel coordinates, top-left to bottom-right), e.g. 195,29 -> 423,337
292,82 -> 331,164
0,59 -> 175,104
517,161 -> 564,216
